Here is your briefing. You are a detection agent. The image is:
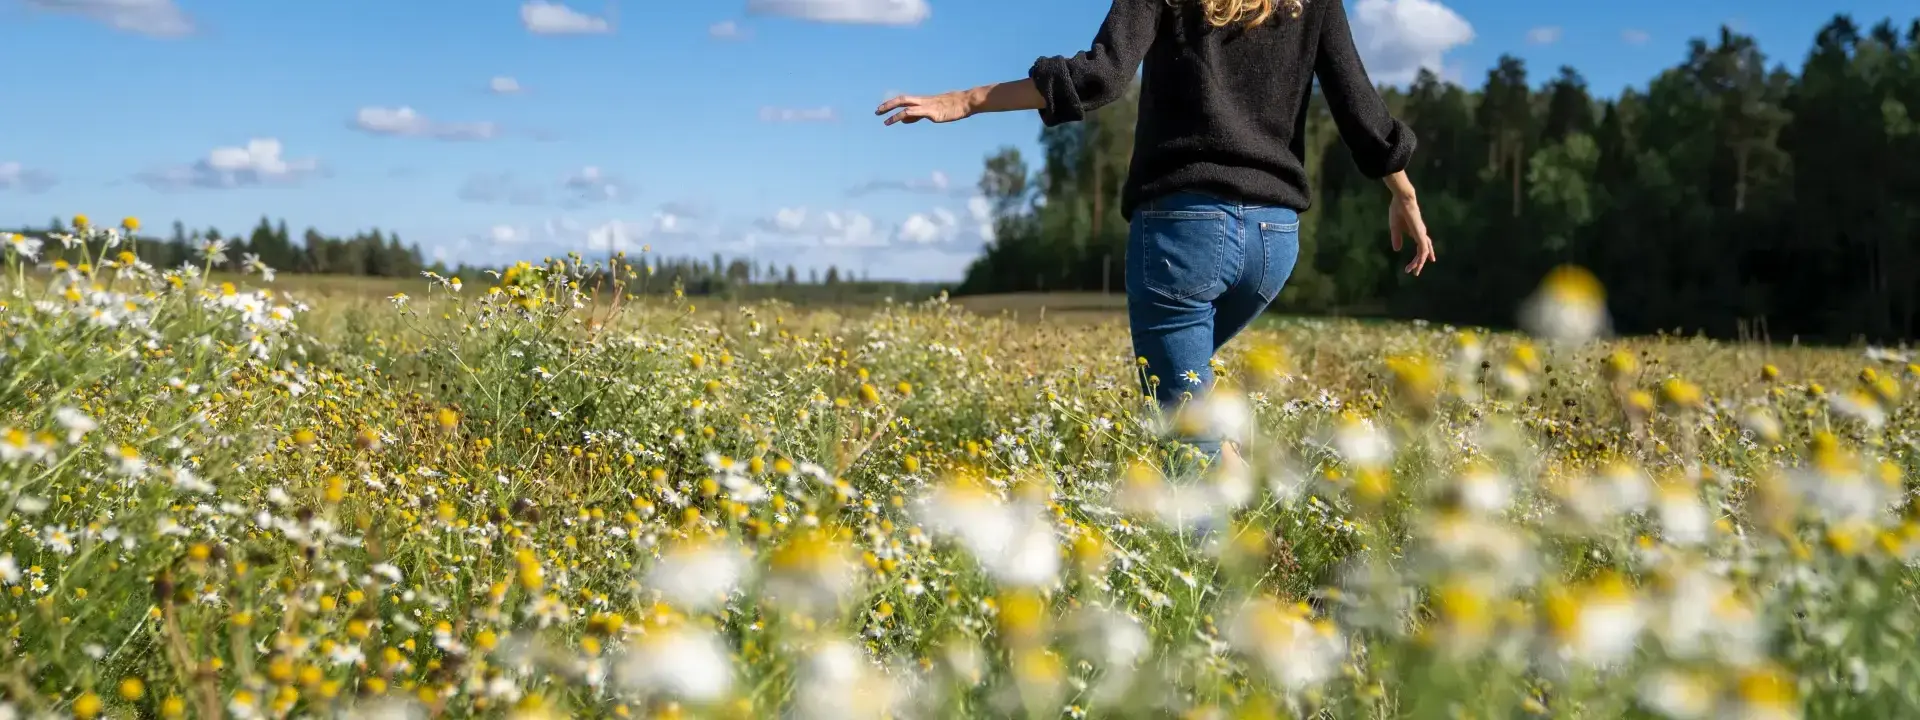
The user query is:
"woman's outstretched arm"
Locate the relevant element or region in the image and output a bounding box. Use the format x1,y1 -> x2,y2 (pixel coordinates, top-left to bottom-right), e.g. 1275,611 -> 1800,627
878,0 -> 1159,126
876,80 -> 1046,125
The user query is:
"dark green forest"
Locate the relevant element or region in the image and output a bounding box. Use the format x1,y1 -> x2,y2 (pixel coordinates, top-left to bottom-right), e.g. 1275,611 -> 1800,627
961,15 -> 1920,343
6,216 -> 436,279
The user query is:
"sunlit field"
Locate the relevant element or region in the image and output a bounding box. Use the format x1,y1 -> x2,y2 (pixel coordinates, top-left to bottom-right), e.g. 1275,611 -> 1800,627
5,224 -> 1920,719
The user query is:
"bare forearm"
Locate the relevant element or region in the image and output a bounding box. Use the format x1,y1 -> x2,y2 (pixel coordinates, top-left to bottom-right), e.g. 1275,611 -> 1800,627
1382,170 -> 1416,201
964,79 -> 1047,115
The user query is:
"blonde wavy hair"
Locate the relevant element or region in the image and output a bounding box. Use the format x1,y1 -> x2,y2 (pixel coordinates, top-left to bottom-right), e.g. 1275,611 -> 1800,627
1196,0 -> 1304,27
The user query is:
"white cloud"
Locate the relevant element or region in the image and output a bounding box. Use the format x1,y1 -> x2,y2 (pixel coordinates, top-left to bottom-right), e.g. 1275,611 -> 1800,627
521,1 -> 612,35
895,210 -> 952,245
754,207 -> 881,246
1622,29 -> 1651,45
745,0 -> 929,26
756,202 -> 986,249
489,225 -> 525,244
490,76 -> 523,94
1347,0 -> 1475,85
0,162 -> 57,193
760,106 -> 837,123
968,196 -> 995,243
585,211 -> 697,253
585,221 -> 643,253
709,20 -> 746,39
355,107 -> 499,141
137,139 -> 321,191
1526,26 -> 1562,45
23,0 -> 193,37
896,204 -> 993,245
822,211 -> 881,247
757,207 -> 810,234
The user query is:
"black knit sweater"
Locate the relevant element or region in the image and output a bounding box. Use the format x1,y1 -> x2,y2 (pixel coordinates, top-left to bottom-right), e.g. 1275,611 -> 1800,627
1028,0 -> 1416,220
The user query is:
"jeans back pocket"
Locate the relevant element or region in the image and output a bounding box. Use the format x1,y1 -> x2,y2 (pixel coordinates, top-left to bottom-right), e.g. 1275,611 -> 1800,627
1137,210 -> 1227,301
1256,219 -> 1301,304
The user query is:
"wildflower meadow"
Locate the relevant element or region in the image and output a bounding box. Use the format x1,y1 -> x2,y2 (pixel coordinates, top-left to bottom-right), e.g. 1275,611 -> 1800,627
4,219 -> 1920,719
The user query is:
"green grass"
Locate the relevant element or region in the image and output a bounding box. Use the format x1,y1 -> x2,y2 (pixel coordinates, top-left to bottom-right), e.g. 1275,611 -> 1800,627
0,253 -> 1916,719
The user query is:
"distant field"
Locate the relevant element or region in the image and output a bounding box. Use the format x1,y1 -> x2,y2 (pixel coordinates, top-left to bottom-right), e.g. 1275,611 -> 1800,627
205,273 -> 1142,324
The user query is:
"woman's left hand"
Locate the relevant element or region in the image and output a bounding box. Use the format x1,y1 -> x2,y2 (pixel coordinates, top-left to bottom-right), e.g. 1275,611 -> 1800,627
876,91 -> 975,125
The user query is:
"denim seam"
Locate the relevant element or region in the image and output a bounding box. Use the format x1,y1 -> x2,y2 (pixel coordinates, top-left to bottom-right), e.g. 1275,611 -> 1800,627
1220,209 -> 1248,299
1256,221 -> 1292,303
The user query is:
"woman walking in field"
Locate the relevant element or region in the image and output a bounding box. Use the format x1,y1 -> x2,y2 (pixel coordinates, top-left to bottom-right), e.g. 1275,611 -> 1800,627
878,0 -> 1436,468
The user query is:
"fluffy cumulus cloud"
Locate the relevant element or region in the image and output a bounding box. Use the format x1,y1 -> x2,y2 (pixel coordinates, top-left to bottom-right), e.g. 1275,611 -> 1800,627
1347,0 -> 1475,85
0,162 -> 57,193
521,1 -> 612,34
489,225 -> 525,244
459,207 -> 704,263
753,208 -> 883,247
754,199 -> 990,249
895,209 -> 957,245
759,107 -> 837,123
745,0 -> 929,26
968,195 -> 996,242
136,139 -> 321,191
23,0 -> 194,37
896,198 -> 995,245
354,107 -> 499,141
757,207 -> 809,234
490,76 -> 523,94
583,210 -> 704,253
1527,26 -> 1562,45
820,211 -> 880,247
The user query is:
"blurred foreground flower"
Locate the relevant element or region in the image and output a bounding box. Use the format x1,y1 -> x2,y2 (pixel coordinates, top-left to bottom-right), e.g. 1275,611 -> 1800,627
788,641 -> 904,720
1521,264 -> 1611,344
1539,571 -> 1646,672
645,536 -> 748,611
615,624 -> 734,704
761,529 -> 861,618
918,473 -> 1060,587
1226,596 -> 1345,693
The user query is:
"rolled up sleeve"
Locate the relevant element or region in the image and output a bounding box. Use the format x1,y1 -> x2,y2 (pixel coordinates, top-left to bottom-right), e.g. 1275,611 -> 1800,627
1314,0 -> 1417,177
1029,0 -> 1160,127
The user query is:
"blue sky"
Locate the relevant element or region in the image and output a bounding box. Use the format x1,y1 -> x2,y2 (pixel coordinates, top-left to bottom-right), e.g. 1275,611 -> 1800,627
1,0 -> 1912,281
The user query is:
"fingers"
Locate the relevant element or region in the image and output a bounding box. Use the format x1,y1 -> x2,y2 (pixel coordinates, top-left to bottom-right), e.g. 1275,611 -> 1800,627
874,96 -> 920,116
1405,234 -> 1436,276
883,108 -> 928,125
1389,219 -> 1403,253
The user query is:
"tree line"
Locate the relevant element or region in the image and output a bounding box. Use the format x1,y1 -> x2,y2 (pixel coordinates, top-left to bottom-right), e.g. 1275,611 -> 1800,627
3,216 -> 920,301
962,15 -> 1920,344
6,216 -> 434,279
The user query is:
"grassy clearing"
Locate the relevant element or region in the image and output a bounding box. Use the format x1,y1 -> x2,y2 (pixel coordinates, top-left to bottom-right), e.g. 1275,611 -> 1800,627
1,245 -> 1917,719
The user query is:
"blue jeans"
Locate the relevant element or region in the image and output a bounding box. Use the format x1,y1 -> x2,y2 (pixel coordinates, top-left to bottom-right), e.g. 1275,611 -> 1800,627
1127,191 -> 1300,463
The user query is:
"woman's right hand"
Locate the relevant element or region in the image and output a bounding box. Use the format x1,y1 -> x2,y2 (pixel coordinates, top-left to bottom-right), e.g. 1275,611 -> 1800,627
1383,172 -> 1436,276
876,91 -> 977,125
